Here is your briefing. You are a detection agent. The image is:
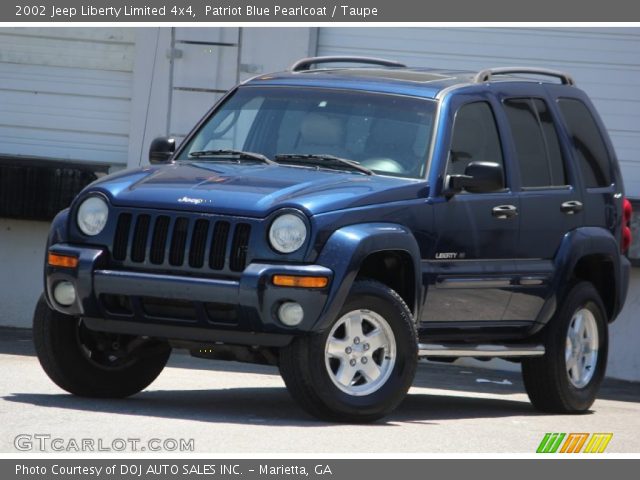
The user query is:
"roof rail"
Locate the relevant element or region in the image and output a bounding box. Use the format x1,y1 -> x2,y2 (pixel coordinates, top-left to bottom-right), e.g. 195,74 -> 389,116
473,67 -> 575,86
289,56 -> 406,72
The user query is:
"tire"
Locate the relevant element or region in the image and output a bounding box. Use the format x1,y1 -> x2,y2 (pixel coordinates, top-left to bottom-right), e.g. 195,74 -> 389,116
279,280 -> 417,422
33,295 -> 171,398
522,281 -> 608,413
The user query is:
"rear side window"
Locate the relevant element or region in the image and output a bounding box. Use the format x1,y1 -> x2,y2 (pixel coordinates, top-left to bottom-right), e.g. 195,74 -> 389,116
503,98 -> 567,188
447,101 -> 505,186
557,98 -> 612,188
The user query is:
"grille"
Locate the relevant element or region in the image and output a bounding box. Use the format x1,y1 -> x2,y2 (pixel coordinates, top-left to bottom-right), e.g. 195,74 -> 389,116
112,212 -> 251,273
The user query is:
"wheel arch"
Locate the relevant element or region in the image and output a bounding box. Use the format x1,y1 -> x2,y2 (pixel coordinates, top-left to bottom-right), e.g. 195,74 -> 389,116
553,227 -> 627,323
313,223 -> 422,331
572,254 -> 616,321
356,250 -> 417,315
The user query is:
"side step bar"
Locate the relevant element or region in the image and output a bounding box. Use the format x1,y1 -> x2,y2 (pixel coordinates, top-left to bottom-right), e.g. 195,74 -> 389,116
418,343 -> 545,358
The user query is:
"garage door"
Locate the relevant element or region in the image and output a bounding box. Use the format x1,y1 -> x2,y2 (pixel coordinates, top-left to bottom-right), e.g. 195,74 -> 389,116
318,28 -> 640,196
168,27 -> 240,144
0,28 -> 135,166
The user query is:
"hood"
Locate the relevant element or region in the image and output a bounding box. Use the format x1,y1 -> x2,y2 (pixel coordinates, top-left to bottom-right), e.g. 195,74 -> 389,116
89,162 -> 428,217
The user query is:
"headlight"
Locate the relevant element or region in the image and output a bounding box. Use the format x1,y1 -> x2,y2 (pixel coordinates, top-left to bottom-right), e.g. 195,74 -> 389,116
77,196 -> 109,236
269,213 -> 307,253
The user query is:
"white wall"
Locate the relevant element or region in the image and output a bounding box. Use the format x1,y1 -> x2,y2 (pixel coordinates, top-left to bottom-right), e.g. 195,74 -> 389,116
238,28 -> 315,81
127,28 -> 173,169
0,28 -> 135,166
126,27 -> 315,168
0,219 -> 50,327
608,269 -> 640,381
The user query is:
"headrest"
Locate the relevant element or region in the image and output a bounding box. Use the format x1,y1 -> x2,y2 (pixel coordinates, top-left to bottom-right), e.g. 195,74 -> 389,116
299,113 -> 344,145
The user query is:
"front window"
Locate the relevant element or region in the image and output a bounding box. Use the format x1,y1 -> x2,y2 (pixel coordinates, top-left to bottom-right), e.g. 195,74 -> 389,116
177,86 -> 436,179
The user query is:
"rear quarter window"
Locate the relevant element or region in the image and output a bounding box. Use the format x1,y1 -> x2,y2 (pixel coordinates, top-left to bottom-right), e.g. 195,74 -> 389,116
557,98 -> 612,188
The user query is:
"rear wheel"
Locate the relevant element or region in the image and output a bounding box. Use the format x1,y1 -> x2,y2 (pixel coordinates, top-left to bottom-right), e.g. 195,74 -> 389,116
522,282 -> 608,413
279,280 -> 417,422
33,295 -> 171,398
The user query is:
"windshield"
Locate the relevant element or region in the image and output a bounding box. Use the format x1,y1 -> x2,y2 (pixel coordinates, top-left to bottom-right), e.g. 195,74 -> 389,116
176,86 -> 436,179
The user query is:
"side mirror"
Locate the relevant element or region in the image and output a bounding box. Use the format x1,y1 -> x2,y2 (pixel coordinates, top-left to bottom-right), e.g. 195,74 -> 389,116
149,137 -> 175,164
446,161 -> 504,195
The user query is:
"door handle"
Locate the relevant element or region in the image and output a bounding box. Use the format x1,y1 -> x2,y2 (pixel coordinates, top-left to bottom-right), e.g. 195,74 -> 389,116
560,200 -> 583,215
492,204 -> 518,219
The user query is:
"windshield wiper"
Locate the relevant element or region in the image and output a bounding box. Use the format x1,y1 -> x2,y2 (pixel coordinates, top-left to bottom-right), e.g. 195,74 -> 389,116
274,154 -> 373,175
188,149 -> 275,165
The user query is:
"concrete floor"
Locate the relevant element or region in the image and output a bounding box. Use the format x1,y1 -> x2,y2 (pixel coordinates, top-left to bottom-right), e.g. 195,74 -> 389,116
1,327 -> 639,453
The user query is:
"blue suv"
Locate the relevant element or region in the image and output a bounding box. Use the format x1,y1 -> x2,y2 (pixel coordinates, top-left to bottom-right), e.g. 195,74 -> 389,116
35,57 -> 632,422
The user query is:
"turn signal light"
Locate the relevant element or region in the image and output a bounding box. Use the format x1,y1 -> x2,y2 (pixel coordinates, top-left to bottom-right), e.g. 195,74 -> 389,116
272,275 -> 329,288
48,253 -> 79,268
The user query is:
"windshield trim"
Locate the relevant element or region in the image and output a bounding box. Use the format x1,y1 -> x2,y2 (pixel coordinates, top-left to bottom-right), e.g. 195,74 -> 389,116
173,84 -> 439,180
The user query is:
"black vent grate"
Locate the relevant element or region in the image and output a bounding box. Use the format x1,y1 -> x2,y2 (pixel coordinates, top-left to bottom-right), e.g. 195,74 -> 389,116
169,218 -> 189,266
112,213 -> 132,261
209,221 -> 230,270
188,219 -> 209,268
0,160 -> 99,221
131,214 -> 150,263
230,223 -> 251,272
149,216 -> 170,264
112,212 -> 250,273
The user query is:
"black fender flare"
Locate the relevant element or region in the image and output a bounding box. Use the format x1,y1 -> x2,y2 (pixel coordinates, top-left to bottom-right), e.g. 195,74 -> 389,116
312,222 -> 422,331
538,226 -> 627,327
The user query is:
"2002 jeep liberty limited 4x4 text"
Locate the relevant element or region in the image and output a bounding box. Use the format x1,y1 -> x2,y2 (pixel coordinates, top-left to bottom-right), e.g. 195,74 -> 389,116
35,57 -> 631,422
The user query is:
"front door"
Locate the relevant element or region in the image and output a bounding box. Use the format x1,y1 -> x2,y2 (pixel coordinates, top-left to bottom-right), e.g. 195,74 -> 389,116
421,98 -> 521,326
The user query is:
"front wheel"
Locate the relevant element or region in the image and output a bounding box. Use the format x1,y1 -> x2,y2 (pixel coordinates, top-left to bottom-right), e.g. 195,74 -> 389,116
522,281 -> 608,413
33,295 -> 171,398
279,280 -> 417,422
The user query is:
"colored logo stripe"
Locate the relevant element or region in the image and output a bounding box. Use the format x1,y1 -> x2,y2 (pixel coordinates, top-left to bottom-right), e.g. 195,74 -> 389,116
537,433 -> 566,453
583,433 -> 613,453
560,433 -> 590,453
537,433 -> 613,453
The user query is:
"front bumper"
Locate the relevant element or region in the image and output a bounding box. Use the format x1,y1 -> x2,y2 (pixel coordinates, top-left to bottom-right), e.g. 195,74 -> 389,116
46,243 -> 332,346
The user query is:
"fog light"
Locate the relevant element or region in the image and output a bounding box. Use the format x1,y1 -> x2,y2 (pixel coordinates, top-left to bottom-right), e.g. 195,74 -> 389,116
278,302 -> 304,327
53,281 -> 76,306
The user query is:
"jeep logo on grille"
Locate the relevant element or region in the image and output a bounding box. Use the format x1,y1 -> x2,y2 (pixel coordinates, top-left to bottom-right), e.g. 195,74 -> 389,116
177,196 -> 205,205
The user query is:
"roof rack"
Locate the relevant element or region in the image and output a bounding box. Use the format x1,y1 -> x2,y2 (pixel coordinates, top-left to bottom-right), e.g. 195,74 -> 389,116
473,67 -> 575,86
289,56 -> 406,72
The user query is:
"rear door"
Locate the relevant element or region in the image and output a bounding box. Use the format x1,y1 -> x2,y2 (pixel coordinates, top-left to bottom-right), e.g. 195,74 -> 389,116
499,94 -> 584,322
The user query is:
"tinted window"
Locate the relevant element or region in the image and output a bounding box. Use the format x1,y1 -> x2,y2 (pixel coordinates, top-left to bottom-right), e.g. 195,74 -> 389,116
447,102 -> 504,187
503,98 -> 567,188
533,99 -> 566,185
558,98 -> 612,187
